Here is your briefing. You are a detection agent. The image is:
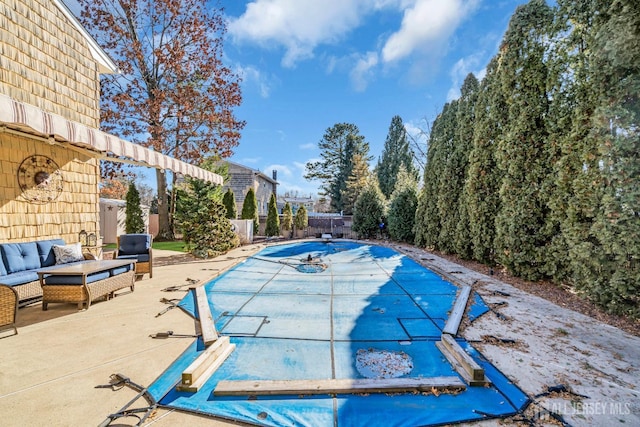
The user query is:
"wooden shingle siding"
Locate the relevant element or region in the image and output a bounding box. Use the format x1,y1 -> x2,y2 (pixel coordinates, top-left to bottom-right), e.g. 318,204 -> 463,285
0,0 -> 100,127
0,133 -> 100,242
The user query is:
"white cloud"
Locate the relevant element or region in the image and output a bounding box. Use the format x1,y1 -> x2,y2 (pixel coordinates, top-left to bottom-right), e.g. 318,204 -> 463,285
228,0 -> 366,68
381,0 -> 477,64
446,53 -> 485,101
299,142 -> 316,150
350,51 -> 379,91
265,163 -> 292,178
235,64 -> 276,98
264,161 -> 322,196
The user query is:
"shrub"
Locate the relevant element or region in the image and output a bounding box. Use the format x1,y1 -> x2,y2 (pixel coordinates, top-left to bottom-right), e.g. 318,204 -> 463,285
281,202 -> 293,237
241,187 -> 259,234
222,188 -> 237,219
125,182 -> 145,234
265,193 -> 280,237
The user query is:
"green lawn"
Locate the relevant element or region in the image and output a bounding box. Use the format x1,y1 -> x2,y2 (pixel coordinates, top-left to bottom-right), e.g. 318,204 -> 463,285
103,240 -> 188,252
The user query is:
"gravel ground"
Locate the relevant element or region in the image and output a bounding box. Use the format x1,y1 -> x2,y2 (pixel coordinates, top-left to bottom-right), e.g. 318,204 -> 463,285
429,250 -> 640,338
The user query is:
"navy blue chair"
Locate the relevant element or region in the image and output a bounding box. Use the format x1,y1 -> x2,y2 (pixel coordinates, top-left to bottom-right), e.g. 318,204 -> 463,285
116,234 -> 153,279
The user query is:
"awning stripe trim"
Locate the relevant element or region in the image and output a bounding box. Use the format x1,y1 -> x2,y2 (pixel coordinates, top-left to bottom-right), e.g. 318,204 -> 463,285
0,94 -> 223,185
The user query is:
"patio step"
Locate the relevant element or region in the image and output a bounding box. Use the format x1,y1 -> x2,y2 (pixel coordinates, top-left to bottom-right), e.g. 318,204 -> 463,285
176,336 -> 235,393
437,334 -> 487,387
213,376 -> 466,397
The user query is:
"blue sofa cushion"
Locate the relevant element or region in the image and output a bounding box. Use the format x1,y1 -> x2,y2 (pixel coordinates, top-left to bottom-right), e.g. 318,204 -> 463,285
1,242 -> 40,274
110,264 -> 134,276
37,239 -> 66,267
118,234 -> 151,256
0,270 -> 39,287
116,254 -> 149,263
0,252 -> 6,276
44,270 -> 111,285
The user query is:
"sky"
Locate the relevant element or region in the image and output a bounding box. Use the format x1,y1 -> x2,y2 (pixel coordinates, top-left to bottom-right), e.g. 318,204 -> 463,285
220,0 -> 529,197
66,0 -> 531,197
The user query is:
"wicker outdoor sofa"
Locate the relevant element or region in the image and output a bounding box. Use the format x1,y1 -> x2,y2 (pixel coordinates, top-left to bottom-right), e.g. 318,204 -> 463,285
0,238 -> 135,337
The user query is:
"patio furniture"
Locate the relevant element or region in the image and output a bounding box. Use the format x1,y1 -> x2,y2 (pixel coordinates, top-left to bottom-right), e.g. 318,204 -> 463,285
0,285 -> 18,338
38,259 -> 136,310
116,234 -> 153,279
0,238 -> 94,306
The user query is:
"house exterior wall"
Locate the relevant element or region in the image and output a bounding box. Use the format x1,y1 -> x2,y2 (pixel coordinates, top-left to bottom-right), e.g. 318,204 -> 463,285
0,133 -> 99,242
0,0 -> 104,243
224,162 -> 277,217
0,0 -> 102,127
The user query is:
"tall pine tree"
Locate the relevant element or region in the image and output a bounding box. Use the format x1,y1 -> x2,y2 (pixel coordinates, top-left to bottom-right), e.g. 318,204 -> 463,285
376,116 -> 418,199
305,123 -> 371,212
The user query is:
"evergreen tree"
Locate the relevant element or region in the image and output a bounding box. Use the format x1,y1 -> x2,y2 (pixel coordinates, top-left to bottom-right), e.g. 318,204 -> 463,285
352,178 -> 386,239
434,99 -> 460,253
451,74 -> 479,259
175,178 -> 239,258
222,188 -> 237,219
387,166 -> 418,243
281,201 -> 293,237
463,58 -> 505,264
564,0 -> 640,316
494,0 -> 554,280
265,193 -> 280,237
305,123 -> 372,212
125,182 -> 145,234
376,116 -> 418,198
294,204 -> 308,234
241,187 -> 259,235
341,152 -> 370,215
414,104 -> 451,248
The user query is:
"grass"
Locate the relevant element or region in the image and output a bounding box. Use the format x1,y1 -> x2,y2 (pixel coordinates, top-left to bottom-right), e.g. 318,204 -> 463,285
103,240 -> 188,252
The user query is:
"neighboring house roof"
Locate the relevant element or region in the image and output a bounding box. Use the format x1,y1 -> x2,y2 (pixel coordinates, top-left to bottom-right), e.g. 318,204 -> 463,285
224,160 -> 278,185
280,196 -> 313,204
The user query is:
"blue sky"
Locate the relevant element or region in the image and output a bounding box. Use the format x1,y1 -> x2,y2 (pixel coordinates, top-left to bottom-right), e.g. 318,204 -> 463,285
221,0 -> 528,197
66,0 -> 530,197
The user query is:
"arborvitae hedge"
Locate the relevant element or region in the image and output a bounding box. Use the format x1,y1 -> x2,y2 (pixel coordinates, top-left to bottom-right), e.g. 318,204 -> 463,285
388,167 -> 418,243
281,202 -> 293,237
265,193 -> 280,237
241,187 -> 259,235
411,0 -> 639,317
125,182 -> 145,234
352,178 -> 386,239
222,188 -> 237,219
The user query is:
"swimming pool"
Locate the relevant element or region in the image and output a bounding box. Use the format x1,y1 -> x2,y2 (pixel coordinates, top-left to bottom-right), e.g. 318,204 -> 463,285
148,241 -> 528,426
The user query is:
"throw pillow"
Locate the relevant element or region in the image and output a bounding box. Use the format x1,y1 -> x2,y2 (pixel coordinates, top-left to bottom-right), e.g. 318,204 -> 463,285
53,242 -> 84,265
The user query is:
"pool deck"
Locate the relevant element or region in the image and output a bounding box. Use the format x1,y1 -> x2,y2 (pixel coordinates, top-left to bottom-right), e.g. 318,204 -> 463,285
1,240 -> 638,426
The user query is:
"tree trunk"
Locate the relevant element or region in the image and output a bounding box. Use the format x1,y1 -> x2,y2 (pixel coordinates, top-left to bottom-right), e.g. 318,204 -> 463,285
156,169 -> 173,240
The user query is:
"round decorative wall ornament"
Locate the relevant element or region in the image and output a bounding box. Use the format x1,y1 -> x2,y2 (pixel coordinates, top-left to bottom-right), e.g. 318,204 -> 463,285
17,155 -> 64,203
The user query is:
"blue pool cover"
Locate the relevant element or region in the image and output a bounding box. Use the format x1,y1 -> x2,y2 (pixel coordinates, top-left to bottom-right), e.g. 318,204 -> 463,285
148,241 -> 528,426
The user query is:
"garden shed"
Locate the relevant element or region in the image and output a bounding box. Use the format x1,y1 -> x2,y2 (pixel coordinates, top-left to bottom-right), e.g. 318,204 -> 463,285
99,198 -> 150,244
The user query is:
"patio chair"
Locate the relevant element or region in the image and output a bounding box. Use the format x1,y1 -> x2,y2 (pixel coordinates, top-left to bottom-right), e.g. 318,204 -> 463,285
0,285 -> 18,338
116,234 -> 153,279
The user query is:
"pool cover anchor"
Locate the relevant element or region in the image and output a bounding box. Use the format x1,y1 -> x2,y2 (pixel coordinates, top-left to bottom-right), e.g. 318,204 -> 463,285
96,373 -> 157,427
149,330 -> 197,339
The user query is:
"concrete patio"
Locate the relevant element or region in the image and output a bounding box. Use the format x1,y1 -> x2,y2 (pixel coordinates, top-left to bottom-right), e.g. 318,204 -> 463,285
1,241 -> 638,427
